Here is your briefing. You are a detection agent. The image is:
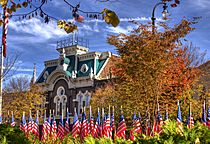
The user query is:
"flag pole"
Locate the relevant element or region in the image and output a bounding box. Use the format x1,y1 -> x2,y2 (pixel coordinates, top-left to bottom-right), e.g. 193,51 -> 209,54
0,5 -> 6,118
89,106 -> 91,118
74,107 -> 76,114
50,109 -> 51,119
108,105 -> 110,117
112,106 -> 116,137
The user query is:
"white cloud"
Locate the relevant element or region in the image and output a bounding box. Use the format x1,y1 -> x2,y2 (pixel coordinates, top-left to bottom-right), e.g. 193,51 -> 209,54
17,68 -> 33,72
78,24 -> 100,32
84,17 -> 162,23
8,17 -> 160,40
9,18 -> 68,40
10,73 -> 32,79
106,25 -> 135,34
192,0 -> 210,9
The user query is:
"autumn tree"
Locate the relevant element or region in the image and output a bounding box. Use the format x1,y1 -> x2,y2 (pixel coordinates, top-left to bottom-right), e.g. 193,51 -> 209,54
3,76 -> 46,119
92,19 -> 203,121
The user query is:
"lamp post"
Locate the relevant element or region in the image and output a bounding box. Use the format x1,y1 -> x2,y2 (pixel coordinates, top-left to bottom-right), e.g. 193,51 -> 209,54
151,2 -> 168,32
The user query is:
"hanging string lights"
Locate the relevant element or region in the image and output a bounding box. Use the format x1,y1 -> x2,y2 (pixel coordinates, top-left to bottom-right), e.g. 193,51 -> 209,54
63,0 -> 102,22
11,0 -> 58,24
0,0 -> 119,33
8,0 -> 103,25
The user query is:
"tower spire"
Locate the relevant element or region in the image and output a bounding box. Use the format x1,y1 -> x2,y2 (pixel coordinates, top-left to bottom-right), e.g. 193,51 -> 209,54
31,63 -> 36,84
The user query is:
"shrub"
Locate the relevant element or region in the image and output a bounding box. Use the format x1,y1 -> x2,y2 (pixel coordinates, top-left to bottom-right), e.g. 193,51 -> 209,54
0,124 -> 29,144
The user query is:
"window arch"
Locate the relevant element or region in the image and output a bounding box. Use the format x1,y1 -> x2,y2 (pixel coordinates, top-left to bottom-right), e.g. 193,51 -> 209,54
84,90 -> 91,107
54,86 -> 67,116
73,90 -> 92,115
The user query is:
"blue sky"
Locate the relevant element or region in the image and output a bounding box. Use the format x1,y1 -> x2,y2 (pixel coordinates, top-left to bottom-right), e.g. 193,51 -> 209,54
2,0 -> 210,81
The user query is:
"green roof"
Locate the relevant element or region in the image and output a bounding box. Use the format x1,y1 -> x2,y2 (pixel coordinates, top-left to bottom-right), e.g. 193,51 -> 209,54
37,66 -> 57,83
96,59 -> 107,75
77,59 -> 94,77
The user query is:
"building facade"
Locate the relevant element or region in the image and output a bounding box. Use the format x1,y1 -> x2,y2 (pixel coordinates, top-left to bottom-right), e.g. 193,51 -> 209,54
37,37 -> 115,117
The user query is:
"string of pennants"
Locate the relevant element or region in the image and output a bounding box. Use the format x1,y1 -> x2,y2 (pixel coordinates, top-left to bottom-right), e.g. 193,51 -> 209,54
0,101 -> 210,141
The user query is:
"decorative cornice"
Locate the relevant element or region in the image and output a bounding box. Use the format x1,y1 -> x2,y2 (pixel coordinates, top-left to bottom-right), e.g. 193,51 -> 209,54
44,59 -> 58,67
78,52 -> 100,61
56,45 -> 89,56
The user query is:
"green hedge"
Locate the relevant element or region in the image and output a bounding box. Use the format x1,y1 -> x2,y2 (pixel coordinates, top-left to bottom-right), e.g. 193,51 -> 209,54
1,121 -> 210,144
0,124 -> 29,144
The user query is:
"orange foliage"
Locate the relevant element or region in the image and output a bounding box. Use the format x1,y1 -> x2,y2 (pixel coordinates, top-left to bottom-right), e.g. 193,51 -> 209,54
106,19 -> 200,117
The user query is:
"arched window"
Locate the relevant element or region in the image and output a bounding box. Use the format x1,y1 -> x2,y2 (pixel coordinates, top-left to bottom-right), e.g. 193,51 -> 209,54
84,91 -> 91,107
54,86 -> 67,116
73,91 -> 91,115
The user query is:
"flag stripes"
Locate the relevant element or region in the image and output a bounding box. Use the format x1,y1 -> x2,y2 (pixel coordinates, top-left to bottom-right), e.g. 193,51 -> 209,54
2,7 -> 9,58
116,114 -> 126,138
1,103 -> 209,141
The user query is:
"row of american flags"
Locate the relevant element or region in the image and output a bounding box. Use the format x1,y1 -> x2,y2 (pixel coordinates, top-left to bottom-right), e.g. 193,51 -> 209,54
0,102 -> 210,141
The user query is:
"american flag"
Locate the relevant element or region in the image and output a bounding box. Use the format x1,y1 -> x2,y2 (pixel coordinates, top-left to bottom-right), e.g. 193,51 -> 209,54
27,115 -> 34,133
137,113 -> 142,133
57,116 -> 65,140
104,114 -> 111,138
130,113 -> 142,141
202,101 -> 207,126
165,108 -> 169,122
41,112 -> 47,141
80,111 -> 88,139
2,7 -> 9,58
110,112 -> 116,138
46,114 -> 51,135
33,111 -> 39,137
51,115 -> 57,140
89,108 -> 95,137
152,117 -> 157,136
20,112 -> 27,133
94,110 -> 101,138
207,107 -> 210,128
177,101 -> 183,131
72,109 -> 80,138
156,110 -> 163,134
187,103 -> 194,129
101,112 -> 106,137
65,112 -> 70,135
116,113 -> 126,139
11,112 -> 15,127
145,111 -> 151,136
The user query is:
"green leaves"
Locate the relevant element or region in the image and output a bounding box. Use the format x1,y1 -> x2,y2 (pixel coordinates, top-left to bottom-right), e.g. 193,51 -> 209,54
57,20 -> 78,33
0,124 -> 29,144
101,8 -> 120,27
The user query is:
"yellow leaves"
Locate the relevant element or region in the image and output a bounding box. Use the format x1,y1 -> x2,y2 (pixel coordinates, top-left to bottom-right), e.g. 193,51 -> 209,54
57,20 -> 78,33
57,20 -> 65,29
0,19 -> 3,26
3,85 -> 45,119
0,0 -> 7,6
101,8 -> 120,27
2,1 -> 28,15
10,4 -> 16,12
